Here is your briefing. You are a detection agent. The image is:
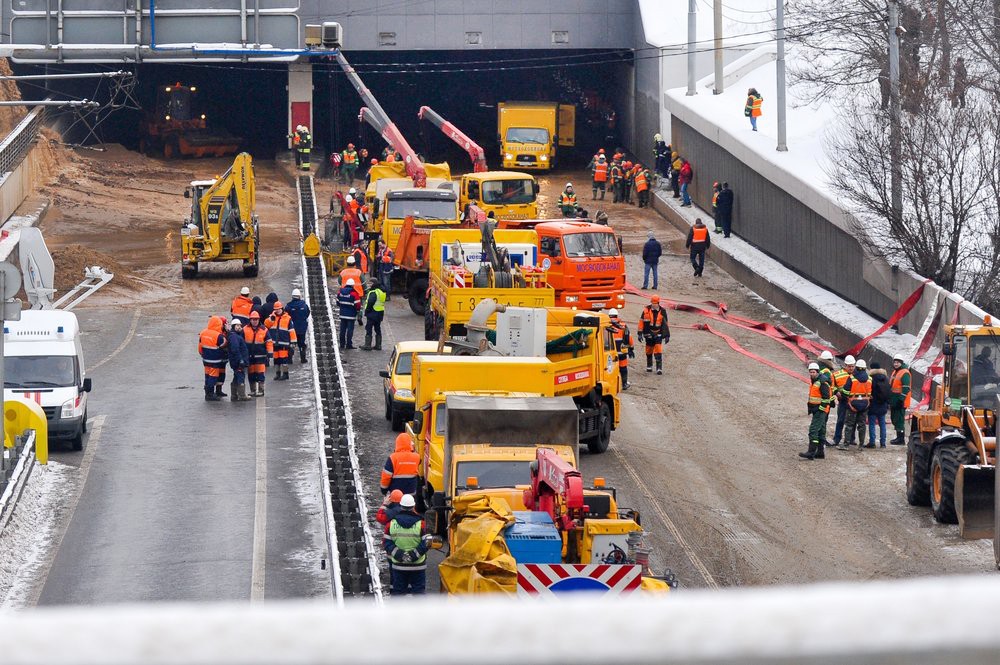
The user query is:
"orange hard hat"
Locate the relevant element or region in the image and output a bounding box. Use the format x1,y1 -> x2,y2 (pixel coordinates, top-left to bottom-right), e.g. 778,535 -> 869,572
388,489 -> 404,503
598,148 -> 605,154
650,295 -> 661,304
273,301 -> 284,310
371,158 -> 378,164
249,311 -> 260,319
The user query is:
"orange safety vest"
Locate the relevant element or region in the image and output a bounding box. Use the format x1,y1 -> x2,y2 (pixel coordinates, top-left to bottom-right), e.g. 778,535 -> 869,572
593,162 -> 608,182
691,226 -> 708,243
559,192 -> 577,206
380,449 -> 420,490
339,267 -> 364,297
849,377 -> 872,399
351,248 -> 369,274
231,295 -> 254,320
808,379 -> 830,413
609,164 -> 622,183
265,312 -> 297,358
610,322 -> 632,368
635,171 -> 648,192
343,150 -> 358,164
891,368 -> 912,408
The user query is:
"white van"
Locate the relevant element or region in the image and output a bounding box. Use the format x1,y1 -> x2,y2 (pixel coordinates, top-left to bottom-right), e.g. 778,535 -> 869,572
3,310 -> 92,450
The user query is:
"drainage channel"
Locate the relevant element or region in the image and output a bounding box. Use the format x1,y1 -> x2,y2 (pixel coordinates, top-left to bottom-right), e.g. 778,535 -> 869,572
298,174 -> 383,602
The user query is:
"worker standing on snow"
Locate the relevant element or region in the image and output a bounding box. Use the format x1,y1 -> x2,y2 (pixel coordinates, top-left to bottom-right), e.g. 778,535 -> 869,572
359,279 -> 387,351
608,309 -> 635,390
341,143 -> 359,185
670,152 -> 682,199
559,183 -> 577,217
592,154 -> 608,201
744,88 -> 763,131
638,295 -> 670,375
243,311 -> 273,397
654,134 -> 670,178
198,316 -> 227,402
385,494 -> 428,596
230,286 -> 254,326
800,362 -> 831,460
841,359 -> 872,449
380,432 -> 420,496
266,302 -> 296,381
715,182 -> 734,238
285,288 -> 311,364
831,355 -> 856,448
678,158 -> 693,207
889,353 -> 911,445
685,218 -> 711,278
227,319 -> 252,402
337,279 -> 361,350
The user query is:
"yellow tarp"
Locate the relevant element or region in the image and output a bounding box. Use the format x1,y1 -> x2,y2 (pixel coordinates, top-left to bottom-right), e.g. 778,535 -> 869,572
439,495 -> 518,595
367,161 -> 452,184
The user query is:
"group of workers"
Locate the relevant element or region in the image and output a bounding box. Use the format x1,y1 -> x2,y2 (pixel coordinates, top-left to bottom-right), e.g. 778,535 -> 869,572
197,286 -> 311,402
605,295 -> 671,387
584,148 -> 654,208
377,433 -> 428,595
291,125 -> 312,171
801,350 -> 911,459
337,252 -> 390,352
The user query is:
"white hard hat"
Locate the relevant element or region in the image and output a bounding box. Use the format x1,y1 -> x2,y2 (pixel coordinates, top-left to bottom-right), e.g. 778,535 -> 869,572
400,494 -> 416,509
345,278 -> 355,286
349,187 -> 357,195
291,288 -> 302,298
240,286 -> 250,296
807,362 -> 820,371
608,308 -> 619,318
345,194 -> 353,203
347,256 -> 356,265
844,355 -> 856,365
893,353 -> 905,362
856,359 -> 867,369
819,350 -> 834,362
565,182 -> 574,188
230,318 -> 242,327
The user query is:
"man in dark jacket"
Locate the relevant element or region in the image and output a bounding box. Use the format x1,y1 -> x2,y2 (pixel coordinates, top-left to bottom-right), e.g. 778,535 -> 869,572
384,494 -> 428,595
285,288 -> 311,363
867,361 -> 891,447
685,218 -> 712,277
260,292 -> 278,322
227,319 -> 252,402
840,360 -> 871,449
337,279 -> 361,350
715,183 -> 734,237
641,230 -> 662,290
250,296 -> 264,320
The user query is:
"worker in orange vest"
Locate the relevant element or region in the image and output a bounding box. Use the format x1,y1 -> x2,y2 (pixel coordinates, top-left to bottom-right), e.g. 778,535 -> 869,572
637,295 -> 670,375
265,302 -> 297,381
230,286 -> 254,325
591,154 -> 609,200
889,353 -> 911,445
341,143 -> 359,185
634,163 -> 651,208
243,310 -> 273,397
745,88 -> 763,131
198,316 -> 227,402
339,255 -> 364,298
380,433 -> 420,496
350,244 -> 370,276
685,218 -> 712,277
608,308 -> 635,390
609,159 -> 624,204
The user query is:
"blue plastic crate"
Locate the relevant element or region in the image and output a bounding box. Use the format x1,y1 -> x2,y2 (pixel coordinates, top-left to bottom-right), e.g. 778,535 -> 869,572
504,511 -> 562,564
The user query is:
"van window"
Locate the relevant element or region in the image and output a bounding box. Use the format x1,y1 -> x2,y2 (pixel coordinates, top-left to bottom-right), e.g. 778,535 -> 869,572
540,236 -> 561,258
5,356 -> 78,388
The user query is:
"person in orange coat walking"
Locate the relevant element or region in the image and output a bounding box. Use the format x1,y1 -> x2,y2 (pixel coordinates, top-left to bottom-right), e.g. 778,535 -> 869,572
745,88 -> 763,131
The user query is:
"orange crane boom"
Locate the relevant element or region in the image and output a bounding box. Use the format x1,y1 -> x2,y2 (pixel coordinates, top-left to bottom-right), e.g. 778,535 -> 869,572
418,105 -> 488,173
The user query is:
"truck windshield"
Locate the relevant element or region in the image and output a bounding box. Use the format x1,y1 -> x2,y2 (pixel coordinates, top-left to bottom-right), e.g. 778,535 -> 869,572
386,198 -> 456,221
482,179 -> 536,205
4,356 -> 78,388
563,232 -> 620,257
505,128 -> 549,145
455,460 -> 532,490
969,336 -> 1000,409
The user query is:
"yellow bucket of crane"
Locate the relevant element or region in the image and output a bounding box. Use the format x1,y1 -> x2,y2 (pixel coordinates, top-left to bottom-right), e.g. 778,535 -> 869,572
4,397 -> 48,465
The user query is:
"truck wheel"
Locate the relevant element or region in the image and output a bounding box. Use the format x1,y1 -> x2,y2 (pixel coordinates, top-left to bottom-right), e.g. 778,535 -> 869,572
390,406 -> 406,432
587,401 -> 612,454
71,431 -> 83,452
930,442 -> 975,524
906,431 -> 931,506
243,261 -> 259,278
384,393 -> 392,421
408,278 -> 428,316
181,263 -> 198,279
82,410 -> 89,433
424,307 -> 442,341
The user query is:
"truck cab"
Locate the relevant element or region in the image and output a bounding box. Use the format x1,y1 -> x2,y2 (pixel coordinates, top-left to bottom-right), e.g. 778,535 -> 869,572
535,221 -> 626,310
459,171 -> 539,220
4,310 -> 92,450
497,102 -> 575,171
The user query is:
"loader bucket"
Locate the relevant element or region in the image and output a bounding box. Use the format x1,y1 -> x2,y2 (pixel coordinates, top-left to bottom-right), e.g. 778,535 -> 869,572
956,463 -> 995,539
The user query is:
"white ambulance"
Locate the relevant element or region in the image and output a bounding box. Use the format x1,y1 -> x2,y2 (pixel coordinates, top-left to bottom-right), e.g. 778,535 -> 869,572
3,310 -> 91,450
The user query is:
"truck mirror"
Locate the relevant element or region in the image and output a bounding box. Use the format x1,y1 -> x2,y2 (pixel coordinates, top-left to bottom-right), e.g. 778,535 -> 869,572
534,182 -> 541,195
942,342 -> 955,356
413,411 -> 424,432
183,189 -> 191,199
378,370 -> 390,378
82,378 -> 92,393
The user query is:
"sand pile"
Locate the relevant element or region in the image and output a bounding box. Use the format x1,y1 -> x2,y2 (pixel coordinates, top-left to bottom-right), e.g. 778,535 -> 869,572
50,244 -> 139,291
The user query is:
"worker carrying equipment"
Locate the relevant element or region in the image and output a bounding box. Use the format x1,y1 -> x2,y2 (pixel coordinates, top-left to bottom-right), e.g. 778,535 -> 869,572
638,296 -> 669,375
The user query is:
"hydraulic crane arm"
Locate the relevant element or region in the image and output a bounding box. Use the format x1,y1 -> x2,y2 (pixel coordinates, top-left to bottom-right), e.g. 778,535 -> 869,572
523,447 -> 585,532
418,105 -> 488,173
332,50 -> 426,187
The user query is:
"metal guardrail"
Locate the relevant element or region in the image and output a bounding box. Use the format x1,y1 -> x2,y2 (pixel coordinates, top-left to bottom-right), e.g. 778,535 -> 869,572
0,430 -> 36,531
0,103 -> 45,176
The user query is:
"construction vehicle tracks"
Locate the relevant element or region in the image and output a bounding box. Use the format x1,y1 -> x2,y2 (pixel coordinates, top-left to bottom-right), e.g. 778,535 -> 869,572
298,175 -> 383,601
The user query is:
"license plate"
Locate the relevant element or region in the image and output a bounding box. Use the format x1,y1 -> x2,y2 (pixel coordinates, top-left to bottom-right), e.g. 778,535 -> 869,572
593,302 -> 605,308
517,160 -> 533,165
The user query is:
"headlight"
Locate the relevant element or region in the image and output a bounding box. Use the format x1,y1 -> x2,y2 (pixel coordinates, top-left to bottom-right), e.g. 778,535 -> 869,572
505,153 -> 513,160
617,294 -> 625,301
540,155 -> 548,161
565,296 -> 579,303
395,389 -> 413,399
61,397 -> 80,418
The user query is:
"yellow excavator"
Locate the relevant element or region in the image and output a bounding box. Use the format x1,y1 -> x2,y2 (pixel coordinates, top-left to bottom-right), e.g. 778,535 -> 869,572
180,152 -> 260,279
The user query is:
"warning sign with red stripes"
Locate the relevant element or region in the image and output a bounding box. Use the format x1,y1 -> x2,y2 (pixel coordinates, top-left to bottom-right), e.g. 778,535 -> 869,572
554,369 -> 590,386
517,563 -> 642,596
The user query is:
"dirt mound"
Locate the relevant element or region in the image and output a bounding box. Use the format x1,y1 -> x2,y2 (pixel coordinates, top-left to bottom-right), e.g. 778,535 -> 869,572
50,244 -> 140,291
0,58 -> 25,137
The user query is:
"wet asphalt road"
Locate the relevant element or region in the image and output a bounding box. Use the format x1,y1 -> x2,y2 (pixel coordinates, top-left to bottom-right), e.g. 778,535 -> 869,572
36,256 -> 332,605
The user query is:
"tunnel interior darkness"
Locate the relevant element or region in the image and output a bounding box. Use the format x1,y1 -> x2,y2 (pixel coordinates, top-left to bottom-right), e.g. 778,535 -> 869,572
12,49 -> 633,165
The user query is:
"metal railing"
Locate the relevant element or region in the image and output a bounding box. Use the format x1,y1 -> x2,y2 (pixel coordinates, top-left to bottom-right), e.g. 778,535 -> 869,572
0,102 -> 44,176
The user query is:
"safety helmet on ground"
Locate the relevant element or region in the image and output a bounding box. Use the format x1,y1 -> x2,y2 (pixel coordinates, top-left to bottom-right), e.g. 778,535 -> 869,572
808,362 -> 820,371
609,308 -> 619,318
273,301 -> 283,310
844,355 -> 856,365
856,359 -> 867,369
819,350 -> 834,362
400,494 -> 416,509
291,288 -> 302,298
249,311 -> 260,320
650,295 -> 661,304
230,318 -> 242,327
893,353 -> 905,362
240,286 -> 250,296
388,489 -> 404,504
347,256 -> 356,265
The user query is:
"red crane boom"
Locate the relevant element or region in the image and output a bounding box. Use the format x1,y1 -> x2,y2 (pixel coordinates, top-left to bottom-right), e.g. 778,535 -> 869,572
523,447 -> 585,533
333,51 -> 426,187
418,105 -> 488,173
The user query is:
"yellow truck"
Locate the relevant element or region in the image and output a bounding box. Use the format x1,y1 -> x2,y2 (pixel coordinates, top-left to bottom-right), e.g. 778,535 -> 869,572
424,226 -> 555,340
458,171 -> 539,220
498,102 -> 575,171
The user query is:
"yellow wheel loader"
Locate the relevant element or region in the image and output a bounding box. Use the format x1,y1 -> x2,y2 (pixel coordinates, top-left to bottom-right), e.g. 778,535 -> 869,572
180,152 -> 260,279
906,321 -> 1000,556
